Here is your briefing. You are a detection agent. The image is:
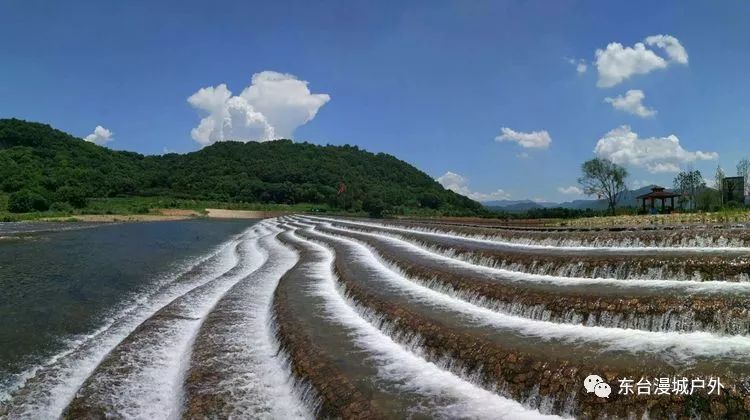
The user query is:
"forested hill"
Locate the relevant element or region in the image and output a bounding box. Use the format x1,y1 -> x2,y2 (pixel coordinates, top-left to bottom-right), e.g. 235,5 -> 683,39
0,118 -> 482,215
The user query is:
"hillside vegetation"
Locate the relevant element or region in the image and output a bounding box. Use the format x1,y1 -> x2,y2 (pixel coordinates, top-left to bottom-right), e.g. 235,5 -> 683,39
0,119 -> 481,216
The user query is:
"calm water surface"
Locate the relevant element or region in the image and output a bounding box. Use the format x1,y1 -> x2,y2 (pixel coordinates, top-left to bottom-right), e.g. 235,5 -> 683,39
0,219 -> 257,387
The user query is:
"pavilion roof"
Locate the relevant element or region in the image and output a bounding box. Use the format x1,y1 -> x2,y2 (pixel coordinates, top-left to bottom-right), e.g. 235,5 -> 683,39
636,186 -> 681,199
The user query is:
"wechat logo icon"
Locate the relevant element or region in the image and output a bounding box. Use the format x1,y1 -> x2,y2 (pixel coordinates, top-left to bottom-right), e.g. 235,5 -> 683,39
584,374 -> 611,398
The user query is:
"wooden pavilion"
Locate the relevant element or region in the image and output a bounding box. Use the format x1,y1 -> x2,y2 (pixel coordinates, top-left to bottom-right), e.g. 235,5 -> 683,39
637,186 -> 681,213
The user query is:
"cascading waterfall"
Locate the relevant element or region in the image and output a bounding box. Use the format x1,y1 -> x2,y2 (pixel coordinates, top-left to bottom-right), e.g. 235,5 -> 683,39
295,218 -> 750,335
280,227 -> 561,419
2,215 -> 749,419
306,215 -> 750,252
291,220 -> 750,362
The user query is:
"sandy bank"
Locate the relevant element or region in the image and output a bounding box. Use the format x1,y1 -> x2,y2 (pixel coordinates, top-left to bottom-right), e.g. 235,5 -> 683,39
26,208 -> 289,223
39,214 -> 199,223
204,208 -> 290,219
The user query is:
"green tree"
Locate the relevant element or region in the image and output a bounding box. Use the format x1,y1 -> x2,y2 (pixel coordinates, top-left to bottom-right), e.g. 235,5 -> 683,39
49,201 -> 74,213
696,188 -> 721,212
362,196 -> 388,218
56,185 -> 88,208
578,158 -> 628,215
673,169 -> 705,211
418,193 -> 442,209
8,189 -> 49,213
714,165 -> 725,206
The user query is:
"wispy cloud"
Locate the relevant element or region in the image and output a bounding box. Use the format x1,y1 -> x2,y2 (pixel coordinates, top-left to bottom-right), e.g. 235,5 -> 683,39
557,185 -> 583,195
567,57 -> 587,74
604,89 -> 657,118
437,171 -> 510,202
495,127 -> 551,149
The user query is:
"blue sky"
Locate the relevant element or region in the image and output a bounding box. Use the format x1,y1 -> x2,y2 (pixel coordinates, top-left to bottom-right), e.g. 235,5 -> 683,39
2,1 -> 749,202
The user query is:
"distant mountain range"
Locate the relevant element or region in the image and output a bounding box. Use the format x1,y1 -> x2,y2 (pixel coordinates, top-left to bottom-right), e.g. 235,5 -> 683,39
483,186 -> 662,212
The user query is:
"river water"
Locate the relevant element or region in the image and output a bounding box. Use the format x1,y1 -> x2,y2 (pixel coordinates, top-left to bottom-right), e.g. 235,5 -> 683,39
0,219 -> 256,394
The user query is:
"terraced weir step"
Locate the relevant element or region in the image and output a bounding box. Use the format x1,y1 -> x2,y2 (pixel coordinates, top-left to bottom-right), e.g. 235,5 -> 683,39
183,229 -> 309,419
288,218 -> 750,418
297,218 -> 750,335
306,216 -> 750,281
1,215 -> 749,419
381,217 -> 750,245
274,225 -> 559,419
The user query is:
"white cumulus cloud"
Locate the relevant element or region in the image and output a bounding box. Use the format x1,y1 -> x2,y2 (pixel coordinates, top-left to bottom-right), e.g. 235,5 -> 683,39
495,127 -> 551,149
84,125 -> 114,145
557,185 -> 583,195
604,89 -> 657,117
594,126 -> 718,174
437,171 -> 510,202
595,35 -> 687,87
645,34 -> 689,64
187,71 -> 330,146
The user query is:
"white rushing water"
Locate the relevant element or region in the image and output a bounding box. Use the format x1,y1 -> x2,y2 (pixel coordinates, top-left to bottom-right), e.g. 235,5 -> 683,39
187,224 -> 311,418
68,225 -> 270,419
0,224 -> 262,419
295,222 -> 750,363
285,227 -> 561,420
299,217 -> 750,294
306,215 -> 750,254
4,216 -> 747,418
330,219 -> 750,249
293,219 -> 750,335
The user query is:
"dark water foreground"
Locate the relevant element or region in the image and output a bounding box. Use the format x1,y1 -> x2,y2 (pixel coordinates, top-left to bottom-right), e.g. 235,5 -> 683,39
0,219 -> 256,392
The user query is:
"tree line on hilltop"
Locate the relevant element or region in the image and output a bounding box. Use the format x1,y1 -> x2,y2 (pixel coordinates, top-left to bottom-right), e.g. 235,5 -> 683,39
0,119 -> 482,217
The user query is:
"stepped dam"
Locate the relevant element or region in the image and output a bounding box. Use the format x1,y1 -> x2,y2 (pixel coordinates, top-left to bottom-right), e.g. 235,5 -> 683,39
2,216 -> 749,418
